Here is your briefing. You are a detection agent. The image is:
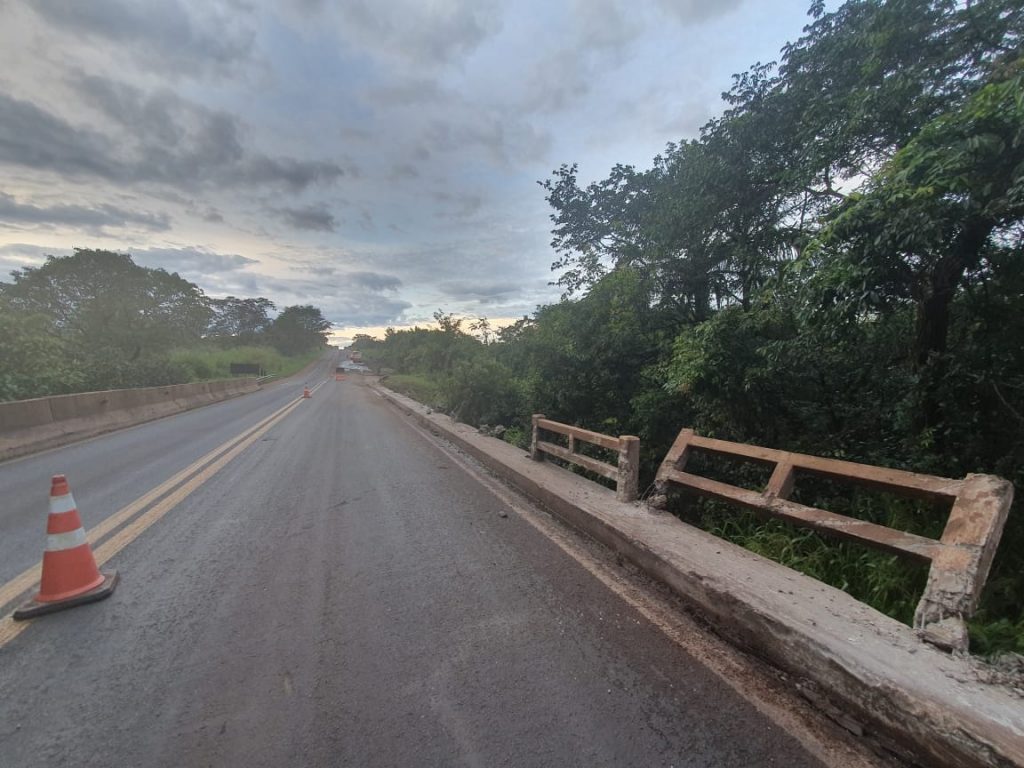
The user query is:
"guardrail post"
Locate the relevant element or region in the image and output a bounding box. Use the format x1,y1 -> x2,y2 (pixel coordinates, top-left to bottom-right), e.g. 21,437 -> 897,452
914,473 -> 1014,651
530,414 -> 545,461
617,435 -> 640,502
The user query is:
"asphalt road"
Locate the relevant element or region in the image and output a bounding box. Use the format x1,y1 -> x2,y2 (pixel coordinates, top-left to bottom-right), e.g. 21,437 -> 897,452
0,358 -> 846,767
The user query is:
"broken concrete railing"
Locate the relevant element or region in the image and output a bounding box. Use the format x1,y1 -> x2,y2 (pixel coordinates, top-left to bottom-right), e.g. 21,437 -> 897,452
649,428 -> 1014,653
530,414 -> 640,502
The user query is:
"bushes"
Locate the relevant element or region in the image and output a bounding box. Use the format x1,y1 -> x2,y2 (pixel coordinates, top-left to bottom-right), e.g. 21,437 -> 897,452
0,305 -> 83,401
167,345 -> 318,381
381,361 -> 523,430
0,250 -> 330,401
441,358 -> 523,427
380,374 -> 444,408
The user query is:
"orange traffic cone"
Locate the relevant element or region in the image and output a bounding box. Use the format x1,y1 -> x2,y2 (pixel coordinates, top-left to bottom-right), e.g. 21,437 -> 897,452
13,475 -> 118,620
303,386 -> 312,398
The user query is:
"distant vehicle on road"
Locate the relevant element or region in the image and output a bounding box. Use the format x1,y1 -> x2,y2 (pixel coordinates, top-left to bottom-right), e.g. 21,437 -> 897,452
338,360 -> 369,373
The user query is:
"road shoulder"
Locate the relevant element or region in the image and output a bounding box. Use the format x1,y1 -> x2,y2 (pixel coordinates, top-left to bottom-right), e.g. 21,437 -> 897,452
372,380 -> 1024,768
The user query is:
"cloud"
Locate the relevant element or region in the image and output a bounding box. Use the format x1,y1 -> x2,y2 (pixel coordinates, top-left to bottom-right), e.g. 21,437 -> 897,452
0,243 -> 257,292
439,280 -> 518,300
0,192 -> 170,232
432,190 -> 483,219
571,0 -> 644,52
130,246 -> 257,275
519,0 -> 745,115
272,205 -> 337,232
421,111 -> 551,165
0,82 -> 347,192
322,293 -> 413,327
0,243 -> 67,260
346,271 -> 402,291
296,0 -> 502,71
390,163 -> 420,180
0,93 -> 122,180
0,243 -> 71,280
654,0 -> 745,25
0,0 -> 805,334
358,72 -> 552,166
29,0 -> 255,77
227,271 -> 412,326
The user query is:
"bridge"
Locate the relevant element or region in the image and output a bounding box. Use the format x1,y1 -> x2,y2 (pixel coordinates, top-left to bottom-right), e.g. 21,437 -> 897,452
0,352 -> 1020,767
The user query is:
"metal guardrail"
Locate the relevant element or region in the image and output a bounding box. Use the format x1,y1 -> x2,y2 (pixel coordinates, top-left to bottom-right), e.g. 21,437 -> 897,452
649,428 -> 1014,651
530,414 -> 640,503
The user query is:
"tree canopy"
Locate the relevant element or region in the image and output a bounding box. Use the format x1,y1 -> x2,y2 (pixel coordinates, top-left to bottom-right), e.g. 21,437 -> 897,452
0,249 -> 330,398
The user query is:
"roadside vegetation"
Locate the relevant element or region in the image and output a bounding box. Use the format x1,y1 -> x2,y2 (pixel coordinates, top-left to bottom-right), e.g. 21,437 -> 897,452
167,346 -> 320,383
0,249 -> 330,401
365,0 -> 1024,654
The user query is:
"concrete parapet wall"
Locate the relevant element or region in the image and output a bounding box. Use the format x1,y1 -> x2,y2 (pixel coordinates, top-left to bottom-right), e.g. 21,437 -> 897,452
0,378 -> 259,462
373,382 -> 1024,768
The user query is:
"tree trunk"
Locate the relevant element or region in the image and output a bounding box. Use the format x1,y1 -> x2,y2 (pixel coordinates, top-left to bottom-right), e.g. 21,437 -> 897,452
912,217 -> 993,435
913,254 -> 965,370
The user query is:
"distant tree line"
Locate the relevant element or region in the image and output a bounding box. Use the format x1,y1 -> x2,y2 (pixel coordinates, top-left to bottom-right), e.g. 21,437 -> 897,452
0,249 -> 330,400
358,0 -> 1024,654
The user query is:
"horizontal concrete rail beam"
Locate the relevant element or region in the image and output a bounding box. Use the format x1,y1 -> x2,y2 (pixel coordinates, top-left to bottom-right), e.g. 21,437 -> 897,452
530,414 -> 640,502
651,428 -> 1014,652
0,378 -> 260,462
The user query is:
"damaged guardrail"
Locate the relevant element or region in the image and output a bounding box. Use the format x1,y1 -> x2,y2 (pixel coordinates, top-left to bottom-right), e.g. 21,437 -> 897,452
648,428 -> 1014,652
530,414 -> 640,502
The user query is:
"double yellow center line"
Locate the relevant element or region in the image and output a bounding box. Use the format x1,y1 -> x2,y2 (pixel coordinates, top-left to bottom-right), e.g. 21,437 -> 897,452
0,383 -> 320,649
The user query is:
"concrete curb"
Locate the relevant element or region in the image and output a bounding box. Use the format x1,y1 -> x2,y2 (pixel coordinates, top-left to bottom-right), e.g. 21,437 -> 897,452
0,378 -> 260,462
373,383 -> 1024,768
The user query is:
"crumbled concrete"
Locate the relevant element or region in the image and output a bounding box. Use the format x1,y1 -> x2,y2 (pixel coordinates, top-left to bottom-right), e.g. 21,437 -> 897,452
374,383 -> 1024,768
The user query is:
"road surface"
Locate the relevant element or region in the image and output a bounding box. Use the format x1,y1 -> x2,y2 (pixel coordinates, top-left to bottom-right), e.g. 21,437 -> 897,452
0,355 -> 878,767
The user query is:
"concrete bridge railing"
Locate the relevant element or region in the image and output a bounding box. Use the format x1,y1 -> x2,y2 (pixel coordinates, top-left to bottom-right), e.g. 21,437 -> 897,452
0,378 -> 261,461
648,427 -> 1014,652
530,414 -> 640,502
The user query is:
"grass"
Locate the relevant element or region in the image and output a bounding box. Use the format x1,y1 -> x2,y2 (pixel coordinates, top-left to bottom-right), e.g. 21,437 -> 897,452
680,498 -> 1023,656
168,345 -> 320,382
379,373 -> 444,408
688,502 -> 929,624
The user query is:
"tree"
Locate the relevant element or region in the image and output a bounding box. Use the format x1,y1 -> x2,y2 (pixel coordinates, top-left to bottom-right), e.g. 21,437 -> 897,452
807,63 -> 1024,432
268,305 -> 331,355
469,316 -> 493,344
350,333 -> 381,350
208,297 -> 275,343
1,249 -> 211,360
0,296 -> 81,401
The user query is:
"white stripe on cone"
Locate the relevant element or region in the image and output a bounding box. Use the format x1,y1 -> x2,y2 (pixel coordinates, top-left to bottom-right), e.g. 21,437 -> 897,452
46,528 -> 88,552
49,493 -> 77,515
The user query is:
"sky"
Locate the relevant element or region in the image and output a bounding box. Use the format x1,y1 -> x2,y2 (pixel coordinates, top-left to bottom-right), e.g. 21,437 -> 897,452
0,0 -> 819,344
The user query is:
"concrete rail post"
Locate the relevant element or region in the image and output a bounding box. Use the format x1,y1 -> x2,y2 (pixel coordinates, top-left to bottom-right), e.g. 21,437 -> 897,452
914,473 -> 1014,651
617,435 -> 640,503
530,414 -> 545,462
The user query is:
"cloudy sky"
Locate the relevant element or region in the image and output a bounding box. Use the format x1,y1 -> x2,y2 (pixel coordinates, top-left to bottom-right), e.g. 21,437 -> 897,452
0,0 -> 817,343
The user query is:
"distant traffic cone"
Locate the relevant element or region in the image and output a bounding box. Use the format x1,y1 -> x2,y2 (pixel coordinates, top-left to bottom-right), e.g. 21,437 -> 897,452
13,475 -> 118,620
303,386 -> 312,398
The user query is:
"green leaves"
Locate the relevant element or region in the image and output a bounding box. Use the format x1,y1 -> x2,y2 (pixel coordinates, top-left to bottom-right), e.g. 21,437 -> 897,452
267,305 -> 331,356
2,248 -> 212,360
0,299 -> 82,401
529,1 -> 1024,651
0,249 -> 330,398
